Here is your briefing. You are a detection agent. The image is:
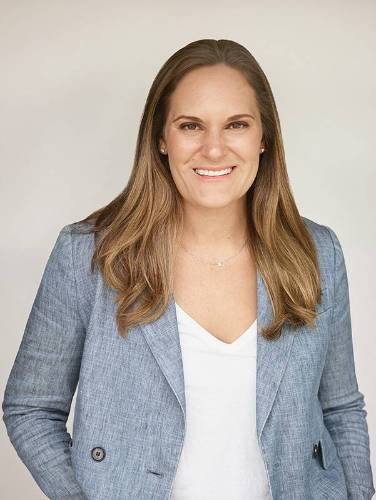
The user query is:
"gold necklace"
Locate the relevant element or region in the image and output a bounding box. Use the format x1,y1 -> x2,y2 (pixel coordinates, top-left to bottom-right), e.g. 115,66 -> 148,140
180,237 -> 248,267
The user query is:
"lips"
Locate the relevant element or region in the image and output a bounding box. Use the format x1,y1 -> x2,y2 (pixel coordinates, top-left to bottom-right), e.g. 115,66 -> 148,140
192,166 -> 236,179
192,165 -> 236,171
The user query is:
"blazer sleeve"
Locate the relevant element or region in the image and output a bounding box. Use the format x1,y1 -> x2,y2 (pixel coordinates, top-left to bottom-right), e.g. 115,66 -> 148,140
318,225 -> 375,500
2,225 -> 87,500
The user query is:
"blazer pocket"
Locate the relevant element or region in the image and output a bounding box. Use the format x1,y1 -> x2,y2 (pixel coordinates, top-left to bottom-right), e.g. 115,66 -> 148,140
317,425 -> 338,470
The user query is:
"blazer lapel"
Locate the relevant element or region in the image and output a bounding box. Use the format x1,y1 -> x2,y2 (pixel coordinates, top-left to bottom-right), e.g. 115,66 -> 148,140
255,270 -> 296,440
140,298 -> 187,418
140,270 -> 296,441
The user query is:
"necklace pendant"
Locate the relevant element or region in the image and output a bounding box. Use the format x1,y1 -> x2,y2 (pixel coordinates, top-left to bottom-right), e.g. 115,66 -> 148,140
217,261 -> 223,266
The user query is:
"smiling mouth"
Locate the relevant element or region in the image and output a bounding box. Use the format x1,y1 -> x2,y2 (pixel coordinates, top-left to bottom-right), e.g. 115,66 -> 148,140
193,166 -> 236,177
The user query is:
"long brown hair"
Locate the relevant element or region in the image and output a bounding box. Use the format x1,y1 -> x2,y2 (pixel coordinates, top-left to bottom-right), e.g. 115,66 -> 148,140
74,38 -> 322,341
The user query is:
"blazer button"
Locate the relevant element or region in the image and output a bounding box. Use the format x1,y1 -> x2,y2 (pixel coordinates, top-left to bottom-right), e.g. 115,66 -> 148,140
312,442 -> 319,458
91,447 -> 106,462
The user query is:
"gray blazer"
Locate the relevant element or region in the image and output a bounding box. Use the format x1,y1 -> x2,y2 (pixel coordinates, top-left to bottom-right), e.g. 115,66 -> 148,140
2,217 -> 375,499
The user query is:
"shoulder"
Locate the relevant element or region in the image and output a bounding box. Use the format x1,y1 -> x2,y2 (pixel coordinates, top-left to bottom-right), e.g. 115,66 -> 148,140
59,219 -> 98,277
301,215 -> 334,250
60,220 -> 96,258
301,215 -> 341,258
58,221 -> 99,322
301,215 -> 347,290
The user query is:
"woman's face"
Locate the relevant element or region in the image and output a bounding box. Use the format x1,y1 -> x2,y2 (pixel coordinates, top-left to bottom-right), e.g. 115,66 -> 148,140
160,64 -> 264,209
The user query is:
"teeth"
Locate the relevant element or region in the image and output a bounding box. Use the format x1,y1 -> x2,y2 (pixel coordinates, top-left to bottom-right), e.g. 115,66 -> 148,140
194,167 -> 233,176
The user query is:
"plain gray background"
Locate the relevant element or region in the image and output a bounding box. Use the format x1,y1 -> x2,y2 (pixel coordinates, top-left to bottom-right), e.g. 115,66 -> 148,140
1,1 -> 375,497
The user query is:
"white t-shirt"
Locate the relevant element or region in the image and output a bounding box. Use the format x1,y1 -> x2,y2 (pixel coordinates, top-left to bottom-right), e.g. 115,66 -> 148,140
170,302 -> 272,500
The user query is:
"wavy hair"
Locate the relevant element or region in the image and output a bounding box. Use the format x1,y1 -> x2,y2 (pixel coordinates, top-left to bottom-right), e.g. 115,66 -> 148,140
74,38 -> 322,341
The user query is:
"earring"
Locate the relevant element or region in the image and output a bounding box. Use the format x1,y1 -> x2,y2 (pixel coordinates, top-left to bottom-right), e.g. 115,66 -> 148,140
260,148 -> 265,153
160,148 -> 166,154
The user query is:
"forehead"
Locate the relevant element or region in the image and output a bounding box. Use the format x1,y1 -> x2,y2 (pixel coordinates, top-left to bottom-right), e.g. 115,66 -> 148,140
167,65 -> 259,118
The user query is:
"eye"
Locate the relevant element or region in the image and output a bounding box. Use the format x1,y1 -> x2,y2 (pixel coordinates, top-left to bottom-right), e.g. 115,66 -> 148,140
229,121 -> 249,129
179,121 -> 249,131
180,122 -> 200,131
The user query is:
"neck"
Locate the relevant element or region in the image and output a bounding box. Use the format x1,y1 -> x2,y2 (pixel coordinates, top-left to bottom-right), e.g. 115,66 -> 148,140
180,199 -> 249,253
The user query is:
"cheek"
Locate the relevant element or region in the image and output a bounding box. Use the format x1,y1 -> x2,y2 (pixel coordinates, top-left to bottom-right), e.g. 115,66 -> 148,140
167,129 -> 194,150
233,135 -> 260,155
169,161 -> 189,185
170,137 -> 198,158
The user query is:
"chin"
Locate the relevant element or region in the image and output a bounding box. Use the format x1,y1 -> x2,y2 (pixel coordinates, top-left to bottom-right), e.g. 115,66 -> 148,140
193,197 -> 238,209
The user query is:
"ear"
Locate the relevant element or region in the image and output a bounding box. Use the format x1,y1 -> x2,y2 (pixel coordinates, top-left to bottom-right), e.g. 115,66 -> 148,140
159,138 -> 166,151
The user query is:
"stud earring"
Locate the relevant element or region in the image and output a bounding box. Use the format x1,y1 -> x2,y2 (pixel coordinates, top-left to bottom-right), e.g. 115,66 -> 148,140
260,148 -> 265,153
160,148 -> 166,154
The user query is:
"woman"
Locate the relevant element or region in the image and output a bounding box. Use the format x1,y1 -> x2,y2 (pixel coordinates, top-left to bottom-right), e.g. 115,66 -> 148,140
2,39 -> 374,500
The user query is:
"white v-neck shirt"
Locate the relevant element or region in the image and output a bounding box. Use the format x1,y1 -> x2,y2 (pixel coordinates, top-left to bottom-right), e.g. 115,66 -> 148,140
170,302 -> 272,500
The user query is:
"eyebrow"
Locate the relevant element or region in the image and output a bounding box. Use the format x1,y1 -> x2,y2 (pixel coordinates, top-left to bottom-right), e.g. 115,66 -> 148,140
172,113 -> 255,123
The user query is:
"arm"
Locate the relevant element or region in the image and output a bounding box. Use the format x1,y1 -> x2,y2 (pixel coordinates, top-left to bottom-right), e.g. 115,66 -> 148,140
318,225 -> 375,500
2,226 -> 87,499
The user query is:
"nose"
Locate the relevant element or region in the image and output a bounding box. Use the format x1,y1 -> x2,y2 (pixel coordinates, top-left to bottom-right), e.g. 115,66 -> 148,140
200,129 -> 227,160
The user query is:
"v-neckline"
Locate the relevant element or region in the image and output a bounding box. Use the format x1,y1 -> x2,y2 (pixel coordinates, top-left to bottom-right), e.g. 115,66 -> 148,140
174,301 -> 257,347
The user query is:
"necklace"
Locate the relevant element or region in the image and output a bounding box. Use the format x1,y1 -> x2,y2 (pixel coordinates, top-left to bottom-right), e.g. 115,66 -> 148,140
180,237 -> 248,267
